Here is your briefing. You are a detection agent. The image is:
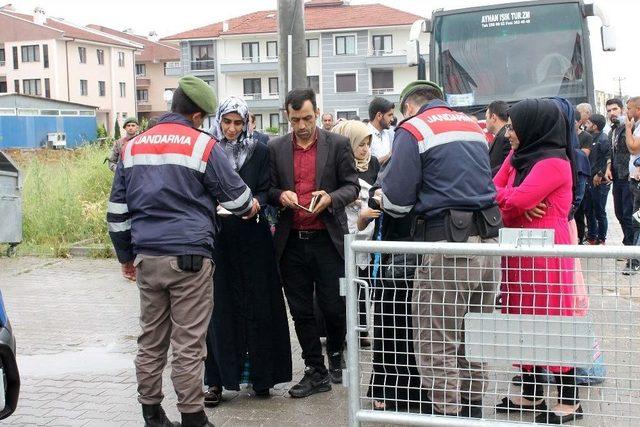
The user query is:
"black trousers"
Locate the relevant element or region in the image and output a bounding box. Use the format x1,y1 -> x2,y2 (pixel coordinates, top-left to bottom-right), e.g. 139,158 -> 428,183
522,368 -> 579,406
280,231 -> 345,372
612,179 -> 635,246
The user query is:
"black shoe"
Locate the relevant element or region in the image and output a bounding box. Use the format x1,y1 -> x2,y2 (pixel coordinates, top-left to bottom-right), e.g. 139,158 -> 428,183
204,386 -> 222,408
328,352 -> 343,384
181,410 -> 213,427
359,332 -> 371,348
288,366 -> 331,398
142,404 -> 181,427
534,405 -> 584,424
496,396 -> 547,414
459,398 -> 483,418
623,262 -> 640,276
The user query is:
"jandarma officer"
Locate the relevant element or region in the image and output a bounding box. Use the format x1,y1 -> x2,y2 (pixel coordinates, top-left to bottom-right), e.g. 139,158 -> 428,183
107,75 -> 259,427
376,80 -> 502,418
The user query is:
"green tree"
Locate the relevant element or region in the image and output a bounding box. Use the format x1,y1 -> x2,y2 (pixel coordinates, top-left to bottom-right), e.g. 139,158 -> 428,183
96,123 -> 108,139
114,118 -> 121,140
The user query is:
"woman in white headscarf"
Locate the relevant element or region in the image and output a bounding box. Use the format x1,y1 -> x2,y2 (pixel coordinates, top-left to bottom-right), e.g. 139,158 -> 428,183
203,97 -> 291,405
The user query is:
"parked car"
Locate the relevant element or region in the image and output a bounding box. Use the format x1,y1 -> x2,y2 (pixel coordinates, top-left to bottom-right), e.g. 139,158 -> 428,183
0,290 -> 19,419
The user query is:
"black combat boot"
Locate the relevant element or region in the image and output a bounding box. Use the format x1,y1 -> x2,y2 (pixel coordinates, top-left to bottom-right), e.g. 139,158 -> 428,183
141,404 -> 181,427
181,410 -> 214,427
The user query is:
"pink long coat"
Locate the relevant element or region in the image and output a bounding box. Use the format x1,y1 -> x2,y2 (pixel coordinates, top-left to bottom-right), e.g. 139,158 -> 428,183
494,153 -> 576,373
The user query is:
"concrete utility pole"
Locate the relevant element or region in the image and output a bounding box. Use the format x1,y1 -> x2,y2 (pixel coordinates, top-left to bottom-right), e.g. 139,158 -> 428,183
277,0 -> 307,134
613,76 -> 626,98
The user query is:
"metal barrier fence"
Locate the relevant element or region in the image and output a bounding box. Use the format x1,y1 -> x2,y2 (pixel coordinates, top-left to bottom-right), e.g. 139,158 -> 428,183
342,231 -> 640,426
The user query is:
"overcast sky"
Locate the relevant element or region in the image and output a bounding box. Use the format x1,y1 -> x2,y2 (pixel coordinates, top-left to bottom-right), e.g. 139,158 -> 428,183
8,0 -> 637,95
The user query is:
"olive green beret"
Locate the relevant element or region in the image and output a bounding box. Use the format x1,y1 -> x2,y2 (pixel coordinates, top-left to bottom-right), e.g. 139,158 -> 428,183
399,80 -> 443,114
123,117 -> 139,126
178,75 -> 217,115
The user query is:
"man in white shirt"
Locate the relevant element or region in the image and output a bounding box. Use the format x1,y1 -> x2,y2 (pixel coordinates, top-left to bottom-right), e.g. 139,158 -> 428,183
367,97 -> 395,166
625,96 -> 640,274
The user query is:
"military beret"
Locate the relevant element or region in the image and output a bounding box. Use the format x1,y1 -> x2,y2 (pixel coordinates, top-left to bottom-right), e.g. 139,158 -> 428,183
178,75 -> 217,115
123,117 -> 139,126
399,80 -> 443,114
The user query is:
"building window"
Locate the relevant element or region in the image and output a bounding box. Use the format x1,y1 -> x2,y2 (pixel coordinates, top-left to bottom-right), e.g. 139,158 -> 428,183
12,47 -> 18,69
268,77 -> 278,95
119,82 -> 126,97
98,81 -> 106,97
243,78 -> 261,99
43,44 -> 49,68
266,41 -> 278,60
14,80 -> 19,93
0,48 -> 5,66
21,45 -> 40,62
337,110 -> 358,120
78,47 -> 87,63
118,51 -> 125,67
137,89 -> 149,102
44,78 -> 50,98
191,44 -> 214,70
0,80 -> 6,93
306,39 -> 319,57
135,63 -> 146,76
22,79 -> 41,96
372,35 -> 393,55
97,49 -> 104,65
335,72 -> 356,92
241,42 -> 260,62
270,113 -> 279,129
371,69 -> 394,94
80,79 -> 88,96
253,114 -> 263,130
335,35 -> 356,55
307,75 -> 320,94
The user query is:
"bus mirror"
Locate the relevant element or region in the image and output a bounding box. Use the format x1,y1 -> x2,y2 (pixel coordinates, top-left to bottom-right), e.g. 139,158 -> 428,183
406,40 -> 419,67
601,26 -> 616,51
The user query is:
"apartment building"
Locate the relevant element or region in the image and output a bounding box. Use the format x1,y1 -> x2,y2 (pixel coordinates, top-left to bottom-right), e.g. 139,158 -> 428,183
88,25 -> 181,121
0,6 -> 139,132
163,0 -> 427,131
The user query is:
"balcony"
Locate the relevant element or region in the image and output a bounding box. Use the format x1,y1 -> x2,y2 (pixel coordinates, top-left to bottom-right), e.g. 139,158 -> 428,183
136,77 -> 150,87
365,49 -> 408,66
190,59 -> 216,72
164,61 -> 182,77
137,101 -> 152,112
219,56 -> 279,74
242,93 -> 280,109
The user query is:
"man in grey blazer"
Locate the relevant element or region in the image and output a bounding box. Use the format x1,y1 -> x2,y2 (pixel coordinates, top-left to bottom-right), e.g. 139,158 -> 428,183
268,88 -> 359,398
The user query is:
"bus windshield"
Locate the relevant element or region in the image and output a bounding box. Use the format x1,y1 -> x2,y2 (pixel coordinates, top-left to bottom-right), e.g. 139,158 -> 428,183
433,3 -> 586,108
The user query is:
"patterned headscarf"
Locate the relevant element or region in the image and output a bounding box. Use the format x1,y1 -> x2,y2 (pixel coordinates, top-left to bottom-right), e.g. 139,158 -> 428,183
209,96 -> 257,171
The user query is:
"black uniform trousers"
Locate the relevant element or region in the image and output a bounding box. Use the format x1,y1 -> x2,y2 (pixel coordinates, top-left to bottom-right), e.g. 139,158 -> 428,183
280,231 -> 345,372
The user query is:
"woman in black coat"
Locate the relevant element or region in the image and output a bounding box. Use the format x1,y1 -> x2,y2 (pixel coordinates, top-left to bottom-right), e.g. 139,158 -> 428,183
203,97 -> 292,404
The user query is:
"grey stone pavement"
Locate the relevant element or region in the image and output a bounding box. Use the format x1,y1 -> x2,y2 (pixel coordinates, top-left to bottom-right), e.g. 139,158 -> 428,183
1,194 -> 639,426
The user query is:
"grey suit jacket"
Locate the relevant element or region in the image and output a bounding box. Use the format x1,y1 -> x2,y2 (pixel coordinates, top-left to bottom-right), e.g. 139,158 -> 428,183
268,128 -> 360,260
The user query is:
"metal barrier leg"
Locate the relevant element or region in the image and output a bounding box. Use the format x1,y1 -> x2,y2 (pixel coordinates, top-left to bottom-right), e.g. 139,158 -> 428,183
343,233 -> 361,427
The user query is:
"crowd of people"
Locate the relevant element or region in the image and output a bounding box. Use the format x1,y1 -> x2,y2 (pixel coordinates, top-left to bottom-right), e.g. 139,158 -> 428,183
106,73 -> 640,426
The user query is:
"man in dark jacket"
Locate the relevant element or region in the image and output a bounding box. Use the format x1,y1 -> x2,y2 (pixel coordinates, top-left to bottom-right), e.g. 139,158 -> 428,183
584,113 -> 611,245
485,100 -> 511,175
107,76 -> 258,427
268,88 -> 359,397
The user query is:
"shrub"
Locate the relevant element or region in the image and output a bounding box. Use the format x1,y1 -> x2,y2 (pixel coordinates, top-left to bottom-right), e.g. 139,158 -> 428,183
114,118 -> 121,139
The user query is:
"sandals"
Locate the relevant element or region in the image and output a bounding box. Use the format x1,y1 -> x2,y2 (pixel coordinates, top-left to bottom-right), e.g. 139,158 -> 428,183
535,405 -> 583,424
496,396 -> 547,413
204,386 -> 222,407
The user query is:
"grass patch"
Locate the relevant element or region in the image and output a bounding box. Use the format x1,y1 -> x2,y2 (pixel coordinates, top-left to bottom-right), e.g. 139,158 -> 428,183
15,144 -> 114,257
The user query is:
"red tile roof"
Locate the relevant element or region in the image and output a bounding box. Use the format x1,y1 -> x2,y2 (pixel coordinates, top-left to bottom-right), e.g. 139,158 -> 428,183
163,3 -> 423,40
87,25 -> 180,62
2,10 -> 139,49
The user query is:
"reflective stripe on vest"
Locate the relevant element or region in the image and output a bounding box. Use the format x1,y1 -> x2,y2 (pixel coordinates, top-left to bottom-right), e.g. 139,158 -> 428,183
400,107 -> 488,154
122,123 -> 216,172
